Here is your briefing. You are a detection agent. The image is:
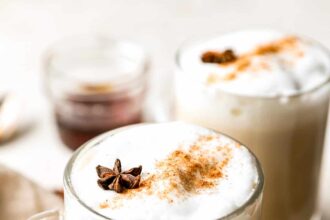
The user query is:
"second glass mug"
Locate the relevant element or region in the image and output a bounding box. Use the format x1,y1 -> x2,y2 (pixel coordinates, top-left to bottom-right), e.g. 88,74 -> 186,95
29,124 -> 264,220
174,32 -> 330,220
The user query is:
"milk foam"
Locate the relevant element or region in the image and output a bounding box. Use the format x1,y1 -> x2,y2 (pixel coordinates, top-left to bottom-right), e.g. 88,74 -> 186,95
179,30 -> 330,97
70,122 -> 260,220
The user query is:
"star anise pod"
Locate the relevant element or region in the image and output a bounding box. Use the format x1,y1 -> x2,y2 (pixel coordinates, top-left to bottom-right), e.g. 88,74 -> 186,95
201,49 -> 237,64
96,159 -> 142,193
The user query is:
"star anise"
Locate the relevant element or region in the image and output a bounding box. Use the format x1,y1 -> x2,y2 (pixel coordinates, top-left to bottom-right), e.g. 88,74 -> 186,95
201,49 -> 237,64
96,159 -> 142,193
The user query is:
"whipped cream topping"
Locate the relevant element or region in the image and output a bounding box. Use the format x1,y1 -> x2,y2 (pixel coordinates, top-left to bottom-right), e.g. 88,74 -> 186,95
70,122 -> 260,220
179,30 -> 330,97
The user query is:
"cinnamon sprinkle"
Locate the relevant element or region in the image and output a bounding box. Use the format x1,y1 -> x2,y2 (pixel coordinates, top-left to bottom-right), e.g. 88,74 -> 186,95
101,135 -> 233,207
155,141 -> 231,202
204,36 -> 301,84
254,36 -> 297,55
99,201 -> 109,209
236,58 -> 251,72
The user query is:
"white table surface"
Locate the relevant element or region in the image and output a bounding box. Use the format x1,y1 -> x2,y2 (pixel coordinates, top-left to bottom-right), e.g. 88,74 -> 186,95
0,0 -> 329,218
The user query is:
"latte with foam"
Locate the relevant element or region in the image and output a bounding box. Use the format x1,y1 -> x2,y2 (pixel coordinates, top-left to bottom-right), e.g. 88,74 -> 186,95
175,30 -> 330,220
64,122 -> 263,220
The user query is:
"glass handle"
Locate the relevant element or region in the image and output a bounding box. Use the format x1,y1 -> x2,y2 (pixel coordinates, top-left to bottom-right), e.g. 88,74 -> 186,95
27,209 -> 61,220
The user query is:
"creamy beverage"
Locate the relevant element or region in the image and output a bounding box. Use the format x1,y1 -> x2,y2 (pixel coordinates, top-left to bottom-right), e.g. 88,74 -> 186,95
63,122 -> 263,219
175,30 -> 330,220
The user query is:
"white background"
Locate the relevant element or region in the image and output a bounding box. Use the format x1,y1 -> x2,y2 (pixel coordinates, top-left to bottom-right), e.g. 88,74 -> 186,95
0,0 -> 329,218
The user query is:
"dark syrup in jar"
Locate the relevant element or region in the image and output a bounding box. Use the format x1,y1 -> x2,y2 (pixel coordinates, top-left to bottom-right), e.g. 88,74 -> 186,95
55,87 -> 144,150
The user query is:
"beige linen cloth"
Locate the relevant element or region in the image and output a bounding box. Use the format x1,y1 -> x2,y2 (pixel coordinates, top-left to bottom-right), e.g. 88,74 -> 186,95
0,164 -> 63,220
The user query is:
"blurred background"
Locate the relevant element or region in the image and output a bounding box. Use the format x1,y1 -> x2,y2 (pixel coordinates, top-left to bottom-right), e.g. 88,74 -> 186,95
0,0 -> 329,219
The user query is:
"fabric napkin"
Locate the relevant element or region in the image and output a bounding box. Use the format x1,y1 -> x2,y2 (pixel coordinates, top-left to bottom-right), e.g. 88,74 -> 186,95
0,164 -> 63,220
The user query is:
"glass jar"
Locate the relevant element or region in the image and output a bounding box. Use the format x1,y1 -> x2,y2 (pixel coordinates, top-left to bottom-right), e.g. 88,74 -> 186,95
44,35 -> 149,150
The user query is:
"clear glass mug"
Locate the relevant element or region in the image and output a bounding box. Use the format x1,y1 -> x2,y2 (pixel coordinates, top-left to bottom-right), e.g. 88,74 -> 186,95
174,34 -> 330,220
29,124 -> 264,220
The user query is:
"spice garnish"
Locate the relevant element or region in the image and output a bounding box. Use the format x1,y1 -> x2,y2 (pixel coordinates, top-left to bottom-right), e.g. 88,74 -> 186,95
96,159 -> 142,193
201,49 -> 237,64
99,135 -> 233,208
202,36 -> 300,83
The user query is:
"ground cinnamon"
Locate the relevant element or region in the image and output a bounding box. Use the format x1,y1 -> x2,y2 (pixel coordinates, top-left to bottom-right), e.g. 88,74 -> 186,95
101,135 -> 234,208
204,36 -> 302,84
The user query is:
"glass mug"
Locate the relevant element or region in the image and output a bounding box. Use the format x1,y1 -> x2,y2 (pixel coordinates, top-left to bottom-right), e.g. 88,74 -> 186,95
174,32 -> 330,220
29,124 -> 264,220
